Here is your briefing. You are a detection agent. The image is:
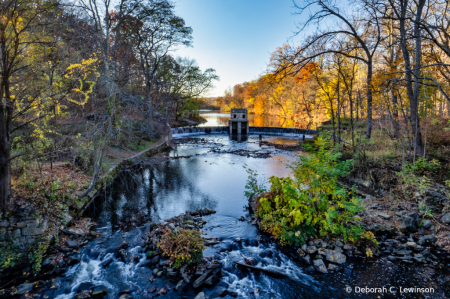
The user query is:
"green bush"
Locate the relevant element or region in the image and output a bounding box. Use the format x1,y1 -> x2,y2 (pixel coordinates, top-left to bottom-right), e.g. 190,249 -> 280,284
398,157 -> 440,195
158,228 -> 205,269
255,135 -> 368,246
243,164 -> 267,198
0,238 -> 22,269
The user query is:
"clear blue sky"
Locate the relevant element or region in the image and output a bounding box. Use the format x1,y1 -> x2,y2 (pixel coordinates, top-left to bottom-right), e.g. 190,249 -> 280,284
173,0 -> 302,97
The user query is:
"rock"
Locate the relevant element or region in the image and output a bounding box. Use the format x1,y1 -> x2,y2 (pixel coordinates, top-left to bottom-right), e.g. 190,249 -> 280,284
156,271 -> 163,277
77,282 -> 94,292
328,263 -> 339,271
313,259 -> 328,273
62,228 -> 85,235
368,203 -> 379,209
159,260 -> 170,267
343,244 -> 353,251
387,255 -> 396,262
306,245 -> 317,254
42,258 -> 52,267
396,249 -> 412,255
150,222 -> 157,230
216,287 -> 228,297
17,222 -> 26,228
378,213 -> 392,220
7,229 -> 21,238
227,290 -> 238,298
303,255 -> 311,265
91,290 -> 104,299
318,248 -> 327,256
422,220 -> 433,229
209,291 -> 221,299
17,283 -> 34,294
441,213 -> 450,224
75,291 -> 91,299
207,263 -> 222,269
403,216 -> 419,232
193,270 -> 212,288
0,220 -> 9,228
333,246 -> 343,253
67,256 -> 80,266
194,292 -> 206,299
66,240 -> 79,249
204,272 -> 220,285
100,256 -> 113,268
148,255 -> 160,266
406,242 -> 417,248
325,250 -> 346,265
169,223 -> 176,231
175,280 -> 185,292
301,244 -> 307,252
418,235 -> 437,245
152,269 -> 159,275
335,240 -> 344,247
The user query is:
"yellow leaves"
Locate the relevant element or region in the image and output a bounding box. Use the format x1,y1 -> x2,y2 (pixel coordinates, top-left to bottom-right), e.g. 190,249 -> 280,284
60,57 -> 100,106
65,58 -> 100,80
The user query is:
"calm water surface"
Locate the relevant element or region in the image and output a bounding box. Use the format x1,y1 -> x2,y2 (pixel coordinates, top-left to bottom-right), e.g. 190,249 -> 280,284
198,110 -> 297,128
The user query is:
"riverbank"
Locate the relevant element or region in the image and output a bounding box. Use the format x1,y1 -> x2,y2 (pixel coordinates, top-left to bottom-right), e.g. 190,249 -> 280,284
3,132 -> 450,298
243,133 -> 450,296
0,124 -> 174,294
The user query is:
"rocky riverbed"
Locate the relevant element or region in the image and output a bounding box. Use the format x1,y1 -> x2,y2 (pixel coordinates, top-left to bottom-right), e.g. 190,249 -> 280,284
248,191 -> 450,281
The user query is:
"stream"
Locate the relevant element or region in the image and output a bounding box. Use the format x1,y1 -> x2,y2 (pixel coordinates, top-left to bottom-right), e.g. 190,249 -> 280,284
46,132 -> 450,299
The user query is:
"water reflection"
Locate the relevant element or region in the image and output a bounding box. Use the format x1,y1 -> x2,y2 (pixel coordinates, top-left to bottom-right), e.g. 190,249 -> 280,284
199,111 -> 301,128
71,135 -> 448,299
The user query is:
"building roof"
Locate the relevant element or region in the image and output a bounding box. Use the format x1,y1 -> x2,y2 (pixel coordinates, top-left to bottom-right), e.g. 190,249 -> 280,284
231,109 -> 247,113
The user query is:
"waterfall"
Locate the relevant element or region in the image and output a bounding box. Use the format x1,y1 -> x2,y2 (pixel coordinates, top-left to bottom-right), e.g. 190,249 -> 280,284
171,126 -> 317,138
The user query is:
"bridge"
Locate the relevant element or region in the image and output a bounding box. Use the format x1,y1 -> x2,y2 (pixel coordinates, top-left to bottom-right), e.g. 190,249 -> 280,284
171,126 -> 317,137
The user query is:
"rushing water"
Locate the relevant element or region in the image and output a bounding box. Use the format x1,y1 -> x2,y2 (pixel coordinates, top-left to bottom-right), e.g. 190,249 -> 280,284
48,134 -> 449,299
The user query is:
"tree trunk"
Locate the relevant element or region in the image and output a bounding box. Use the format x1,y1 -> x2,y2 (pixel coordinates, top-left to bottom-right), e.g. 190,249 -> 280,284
365,59 -> 373,139
391,90 -> 401,138
411,0 -> 426,155
337,81 -> 341,144
0,37 -> 12,213
399,0 -> 425,155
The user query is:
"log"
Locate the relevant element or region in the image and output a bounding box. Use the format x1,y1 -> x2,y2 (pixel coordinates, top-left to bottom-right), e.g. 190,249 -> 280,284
233,261 -> 289,278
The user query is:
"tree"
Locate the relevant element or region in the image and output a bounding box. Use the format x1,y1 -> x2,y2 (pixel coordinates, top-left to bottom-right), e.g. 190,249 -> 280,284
167,58 -> 218,120
278,0 -> 383,139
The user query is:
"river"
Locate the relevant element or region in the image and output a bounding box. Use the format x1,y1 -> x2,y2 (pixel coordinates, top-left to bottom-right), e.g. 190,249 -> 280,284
48,118 -> 448,299
197,110 -> 304,128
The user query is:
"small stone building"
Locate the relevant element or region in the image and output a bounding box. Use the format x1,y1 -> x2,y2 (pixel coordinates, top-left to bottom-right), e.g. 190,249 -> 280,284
229,109 -> 249,134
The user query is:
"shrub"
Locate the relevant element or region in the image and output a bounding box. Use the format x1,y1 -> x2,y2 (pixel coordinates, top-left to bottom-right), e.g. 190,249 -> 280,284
255,135 -> 368,246
243,164 -> 267,198
0,238 -> 22,269
158,228 -> 205,269
398,157 -> 440,195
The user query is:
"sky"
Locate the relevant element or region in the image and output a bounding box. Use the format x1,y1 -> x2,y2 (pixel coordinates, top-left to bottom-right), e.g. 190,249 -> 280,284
173,0 -> 302,97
